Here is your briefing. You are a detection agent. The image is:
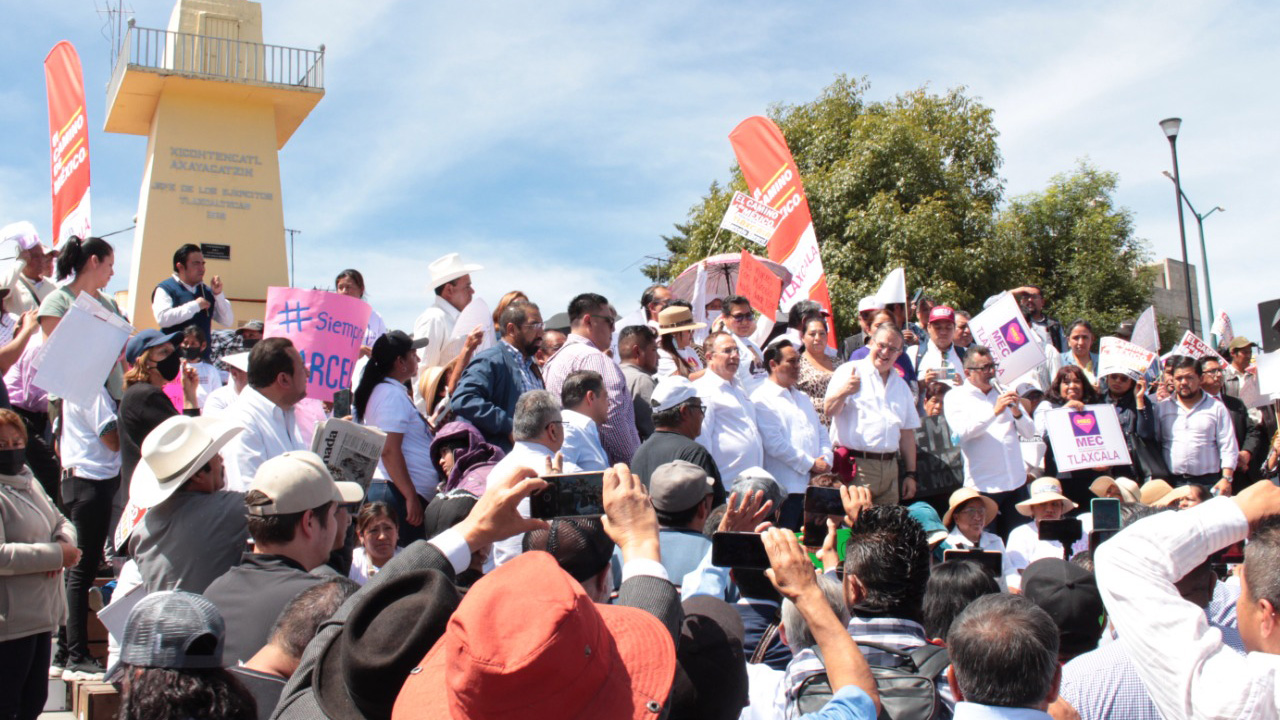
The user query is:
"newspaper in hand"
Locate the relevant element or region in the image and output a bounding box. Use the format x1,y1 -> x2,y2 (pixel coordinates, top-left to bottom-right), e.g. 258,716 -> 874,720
310,418 -> 387,490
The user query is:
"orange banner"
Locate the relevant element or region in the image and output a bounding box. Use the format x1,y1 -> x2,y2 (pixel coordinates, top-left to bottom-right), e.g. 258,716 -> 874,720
45,41 -> 92,245
728,116 -> 834,345
736,250 -> 782,319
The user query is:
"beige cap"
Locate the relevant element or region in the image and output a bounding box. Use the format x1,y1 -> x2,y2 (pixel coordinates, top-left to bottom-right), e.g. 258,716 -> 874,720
649,460 -> 712,513
247,451 -> 364,516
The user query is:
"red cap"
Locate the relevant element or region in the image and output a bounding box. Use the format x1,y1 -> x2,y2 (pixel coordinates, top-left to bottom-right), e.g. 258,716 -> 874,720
393,551 -> 675,720
928,306 -> 956,324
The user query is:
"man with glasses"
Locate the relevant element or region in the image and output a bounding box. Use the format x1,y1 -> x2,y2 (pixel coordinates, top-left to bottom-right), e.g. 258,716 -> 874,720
693,331 -> 765,484
1152,356 -> 1239,495
720,295 -> 769,392
824,325 -> 921,506
542,293 -> 641,464
943,345 -> 1036,537
1013,284 -> 1065,353
630,376 -> 725,504
451,301 -> 545,453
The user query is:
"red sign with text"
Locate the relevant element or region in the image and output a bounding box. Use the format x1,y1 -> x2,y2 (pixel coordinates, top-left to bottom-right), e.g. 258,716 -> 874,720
736,250 -> 783,320
45,41 -> 92,245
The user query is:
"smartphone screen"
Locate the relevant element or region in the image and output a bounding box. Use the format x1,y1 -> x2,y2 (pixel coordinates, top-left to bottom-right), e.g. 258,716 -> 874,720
1088,529 -> 1120,553
711,532 -> 771,570
1037,518 -> 1083,545
802,518 -> 830,549
804,486 -> 844,516
1091,498 -> 1122,531
529,472 -> 606,519
942,549 -> 1003,579
332,389 -> 352,419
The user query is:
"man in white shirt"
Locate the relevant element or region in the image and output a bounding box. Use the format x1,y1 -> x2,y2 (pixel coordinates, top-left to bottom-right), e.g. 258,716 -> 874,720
0,221 -> 55,314
943,344 -> 1035,537
1153,355 -> 1238,495
1095,481 -> 1280,720
824,324 -> 920,506
721,295 -> 770,391
151,244 -> 234,356
752,338 -> 832,526
412,253 -> 482,369
907,305 -> 966,393
222,338 -> 309,491
693,331 -> 763,483
558,370 -> 610,472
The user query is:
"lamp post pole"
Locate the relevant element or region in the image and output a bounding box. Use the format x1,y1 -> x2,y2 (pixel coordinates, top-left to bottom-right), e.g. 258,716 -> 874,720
1163,169 -> 1224,344
1160,118 -> 1198,336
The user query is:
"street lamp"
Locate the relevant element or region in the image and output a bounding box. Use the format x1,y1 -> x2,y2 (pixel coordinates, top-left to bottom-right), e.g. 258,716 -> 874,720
1160,117 -> 1198,335
1162,170 -> 1224,341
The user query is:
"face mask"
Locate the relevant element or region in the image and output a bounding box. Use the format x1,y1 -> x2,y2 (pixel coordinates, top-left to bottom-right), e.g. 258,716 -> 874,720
155,351 -> 182,382
179,346 -> 202,361
0,448 -> 26,476
242,338 -> 259,349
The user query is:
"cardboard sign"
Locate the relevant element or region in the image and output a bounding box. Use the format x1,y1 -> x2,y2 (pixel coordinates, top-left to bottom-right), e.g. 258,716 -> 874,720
1175,330 -> 1226,364
719,191 -> 781,245
967,292 -> 1047,386
1098,336 -> 1158,381
1043,404 -> 1133,473
736,250 -> 783,318
264,287 -> 372,401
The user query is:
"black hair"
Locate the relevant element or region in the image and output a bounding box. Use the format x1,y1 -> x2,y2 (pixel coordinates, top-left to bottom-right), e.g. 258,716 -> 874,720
721,295 -> 751,315
497,300 -> 535,337
656,502 -> 704,529
652,400 -> 695,429
1045,365 -> 1101,406
843,505 -> 930,621
1066,319 -> 1095,341
787,300 -> 823,330
1167,355 -> 1198,375
335,269 -> 366,296
1195,354 -> 1223,375
247,337 -> 298,391
561,370 -> 604,409
182,325 -> 207,346
267,578 -> 358,660
641,284 -> 668,308
618,325 -> 657,359
568,292 -> 610,325
354,337 -> 416,421
119,665 -> 258,720
55,235 -> 113,281
924,381 -> 952,403
922,560 -> 1000,642
173,243 -> 202,271
948,594 -> 1060,707
763,338 -> 794,369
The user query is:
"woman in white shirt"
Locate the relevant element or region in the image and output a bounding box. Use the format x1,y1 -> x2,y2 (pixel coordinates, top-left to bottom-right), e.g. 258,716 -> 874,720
655,303 -> 705,378
354,330 -> 438,545
335,269 -> 387,351
1005,477 -> 1078,590
348,502 -> 401,585
942,487 -> 1013,583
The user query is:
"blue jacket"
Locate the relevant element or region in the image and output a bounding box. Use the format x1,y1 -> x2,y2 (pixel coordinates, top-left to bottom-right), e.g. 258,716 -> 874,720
449,345 -> 528,452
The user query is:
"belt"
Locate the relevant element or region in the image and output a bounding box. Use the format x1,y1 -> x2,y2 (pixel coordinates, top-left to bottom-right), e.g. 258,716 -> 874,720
842,447 -> 898,462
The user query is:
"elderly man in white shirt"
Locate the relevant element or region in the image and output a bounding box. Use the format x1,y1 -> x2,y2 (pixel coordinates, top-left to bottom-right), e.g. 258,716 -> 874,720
752,338 -> 832,528
907,305 -> 967,394
694,331 -> 764,483
824,324 -> 920,506
558,369 -> 610,472
943,344 -> 1036,538
1096,480 -> 1280,720
222,338 -> 308,491
1153,355 -> 1238,495
412,253 -> 482,369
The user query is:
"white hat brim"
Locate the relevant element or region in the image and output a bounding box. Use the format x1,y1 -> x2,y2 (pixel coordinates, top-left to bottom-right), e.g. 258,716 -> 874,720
429,264 -> 483,290
129,420 -> 244,509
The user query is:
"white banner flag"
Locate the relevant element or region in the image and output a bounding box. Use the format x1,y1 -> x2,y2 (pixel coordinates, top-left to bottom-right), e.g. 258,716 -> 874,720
1211,311 -> 1234,345
1131,306 -> 1159,353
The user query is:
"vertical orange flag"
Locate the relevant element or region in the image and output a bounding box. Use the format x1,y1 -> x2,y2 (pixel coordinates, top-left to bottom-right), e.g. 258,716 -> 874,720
45,41 -> 92,245
729,117 -> 834,346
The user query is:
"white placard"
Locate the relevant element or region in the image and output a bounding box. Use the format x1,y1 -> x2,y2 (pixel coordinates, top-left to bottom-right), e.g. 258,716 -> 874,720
1175,330 -> 1226,364
450,297 -> 496,354
1098,336 -> 1158,380
876,267 -> 906,305
967,292 -> 1047,386
719,191 -> 781,246
32,292 -> 133,406
1258,350 -> 1280,398
1043,404 -> 1133,473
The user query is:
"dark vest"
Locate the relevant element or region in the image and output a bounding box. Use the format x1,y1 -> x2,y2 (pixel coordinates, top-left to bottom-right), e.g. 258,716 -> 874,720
156,277 -> 215,354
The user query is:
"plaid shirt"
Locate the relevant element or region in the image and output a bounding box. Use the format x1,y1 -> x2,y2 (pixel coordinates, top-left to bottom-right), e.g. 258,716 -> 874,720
500,340 -> 543,395
542,333 -> 640,464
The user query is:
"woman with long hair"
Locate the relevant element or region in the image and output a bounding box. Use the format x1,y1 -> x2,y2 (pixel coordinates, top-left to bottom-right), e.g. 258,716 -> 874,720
795,316 -> 836,426
334,269 -> 387,352
655,302 -> 705,378
1034,364 -> 1103,509
37,236 -> 126,398
355,330 -> 438,544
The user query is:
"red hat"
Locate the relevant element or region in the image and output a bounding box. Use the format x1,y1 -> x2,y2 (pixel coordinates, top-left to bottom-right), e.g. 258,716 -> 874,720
393,551 -> 676,720
928,306 -> 956,324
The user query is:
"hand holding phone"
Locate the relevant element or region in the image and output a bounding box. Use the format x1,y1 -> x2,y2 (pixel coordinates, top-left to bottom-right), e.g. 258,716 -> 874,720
529,471 -> 605,519
712,531 -> 771,569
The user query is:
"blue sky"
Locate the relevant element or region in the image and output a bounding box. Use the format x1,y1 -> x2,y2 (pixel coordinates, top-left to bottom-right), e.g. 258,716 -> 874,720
2,0 -> 1275,343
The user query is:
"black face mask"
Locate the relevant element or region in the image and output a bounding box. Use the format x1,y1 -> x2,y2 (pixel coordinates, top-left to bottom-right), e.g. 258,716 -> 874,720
0,448 -> 26,476
179,346 -> 202,361
155,352 -> 182,382
242,338 -> 259,350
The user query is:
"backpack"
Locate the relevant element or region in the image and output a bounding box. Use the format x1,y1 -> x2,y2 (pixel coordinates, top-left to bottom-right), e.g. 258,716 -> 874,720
795,641 -> 951,720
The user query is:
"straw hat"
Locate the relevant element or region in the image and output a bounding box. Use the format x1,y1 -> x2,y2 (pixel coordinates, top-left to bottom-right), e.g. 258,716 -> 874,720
656,305 -> 706,336
1015,477 -> 1078,517
942,487 -> 999,527
418,365 -> 449,415
1089,476 -> 1140,505
1139,479 -> 1174,506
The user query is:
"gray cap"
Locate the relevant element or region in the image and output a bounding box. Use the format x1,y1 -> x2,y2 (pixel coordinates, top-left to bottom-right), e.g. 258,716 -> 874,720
649,460 -> 712,513
121,591 -> 225,669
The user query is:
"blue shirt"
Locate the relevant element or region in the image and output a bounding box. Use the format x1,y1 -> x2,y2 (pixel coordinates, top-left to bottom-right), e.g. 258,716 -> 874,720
501,340 -> 543,394
801,686 -> 878,720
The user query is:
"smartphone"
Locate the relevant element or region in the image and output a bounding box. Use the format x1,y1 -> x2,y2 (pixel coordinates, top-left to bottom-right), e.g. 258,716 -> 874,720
332,389 -> 352,419
804,486 -> 844,516
942,549 -> 1003,579
528,471 -> 606,520
938,365 -> 957,382
802,518 -> 830,549
1091,498 -> 1122,531
1088,529 -> 1120,553
711,532 -> 771,570
1038,518 -> 1083,545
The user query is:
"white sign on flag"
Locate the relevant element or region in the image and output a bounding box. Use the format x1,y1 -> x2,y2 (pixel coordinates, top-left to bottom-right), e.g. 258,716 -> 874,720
1043,404 -> 1133,473
876,268 -> 907,305
1175,331 -> 1226,364
1098,336 -> 1157,381
967,292 -> 1047,386
718,191 -> 782,246
1131,306 -> 1160,353
32,291 -> 133,406
1258,350 -> 1280,399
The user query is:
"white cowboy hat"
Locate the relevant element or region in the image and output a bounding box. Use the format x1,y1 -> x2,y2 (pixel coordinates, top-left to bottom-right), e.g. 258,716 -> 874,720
428,253 -> 483,291
222,351 -> 251,373
130,416 -> 244,509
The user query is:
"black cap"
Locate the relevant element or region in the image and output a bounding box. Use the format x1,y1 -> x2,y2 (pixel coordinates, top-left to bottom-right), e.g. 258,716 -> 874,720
370,330 -> 428,367
1021,558 -> 1106,658
522,517 -> 615,583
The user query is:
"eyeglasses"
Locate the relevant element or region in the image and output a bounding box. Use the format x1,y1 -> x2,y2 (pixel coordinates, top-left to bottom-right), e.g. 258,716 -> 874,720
1201,368 -> 1223,376
729,312 -> 755,322
955,506 -> 987,518
874,342 -> 903,354
589,314 -> 617,329
683,400 -> 706,413
545,420 -> 568,431
521,321 -> 545,330
714,346 -> 740,356
969,364 -> 996,373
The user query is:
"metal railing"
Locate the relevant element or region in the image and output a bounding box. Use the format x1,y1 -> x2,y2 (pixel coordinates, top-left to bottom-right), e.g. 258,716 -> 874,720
114,21 -> 324,90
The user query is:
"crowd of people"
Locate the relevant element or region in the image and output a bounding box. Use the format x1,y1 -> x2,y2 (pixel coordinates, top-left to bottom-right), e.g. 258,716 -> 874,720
1,221 -> 1280,720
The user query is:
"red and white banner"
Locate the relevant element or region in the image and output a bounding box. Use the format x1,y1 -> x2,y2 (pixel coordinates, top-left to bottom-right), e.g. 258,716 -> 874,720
729,116 -> 834,347
1211,311 -> 1234,346
1175,330 -> 1226,365
45,41 -> 92,245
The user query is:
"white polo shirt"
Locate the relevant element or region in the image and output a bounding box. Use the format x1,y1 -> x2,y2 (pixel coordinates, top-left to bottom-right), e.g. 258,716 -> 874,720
365,378 -> 439,500
825,357 -> 921,454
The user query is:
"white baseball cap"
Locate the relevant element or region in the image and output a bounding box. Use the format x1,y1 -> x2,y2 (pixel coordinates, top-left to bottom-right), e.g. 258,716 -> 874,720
650,376 -> 699,413
247,451 -> 363,516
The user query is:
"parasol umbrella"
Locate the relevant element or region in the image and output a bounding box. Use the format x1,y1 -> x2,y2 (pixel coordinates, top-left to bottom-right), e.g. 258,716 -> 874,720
669,252 -> 791,303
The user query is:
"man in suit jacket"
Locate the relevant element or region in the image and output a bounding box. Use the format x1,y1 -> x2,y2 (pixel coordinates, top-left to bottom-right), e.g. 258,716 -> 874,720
450,301 -> 545,452
1199,356 -> 1266,490
273,464 -> 684,720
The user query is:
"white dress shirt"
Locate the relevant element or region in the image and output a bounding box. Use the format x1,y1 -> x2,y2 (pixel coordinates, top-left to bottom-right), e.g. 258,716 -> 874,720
910,341 -> 966,385
693,371 -> 764,483
751,379 -> 832,494
485,441 -> 582,567
1153,392 -> 1239,476
412,296 -> 463,369
222,386 -> 305,492
733,334 -> 767,392
1096,497 -> 1280,720
943,383 -> 1035,494
151,274 -> 234,329
1004,521 -> 1065,591
560,408 -> 610,472
202,383 -> 241,418
825,357 -> 921,453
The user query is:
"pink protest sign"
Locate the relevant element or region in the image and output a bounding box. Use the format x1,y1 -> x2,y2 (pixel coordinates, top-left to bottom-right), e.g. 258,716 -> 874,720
264,287 -> 372,401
